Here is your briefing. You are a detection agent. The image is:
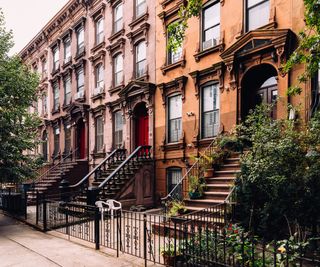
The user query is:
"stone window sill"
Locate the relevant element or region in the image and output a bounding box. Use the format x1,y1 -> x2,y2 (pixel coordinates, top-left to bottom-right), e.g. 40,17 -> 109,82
160,59 -> 186,75
194,43 -> 225,62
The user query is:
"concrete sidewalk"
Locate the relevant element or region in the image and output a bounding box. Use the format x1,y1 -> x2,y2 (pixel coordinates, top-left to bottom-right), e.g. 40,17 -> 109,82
0,212 -> 144,267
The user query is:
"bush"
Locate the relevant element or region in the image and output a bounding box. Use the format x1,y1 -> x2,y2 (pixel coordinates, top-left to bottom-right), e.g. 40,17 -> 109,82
235,105 -> 320,240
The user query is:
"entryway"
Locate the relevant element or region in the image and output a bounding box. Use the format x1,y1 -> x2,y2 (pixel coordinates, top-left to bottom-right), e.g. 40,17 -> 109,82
76,118 -> 86,159
134,103 -> 149,148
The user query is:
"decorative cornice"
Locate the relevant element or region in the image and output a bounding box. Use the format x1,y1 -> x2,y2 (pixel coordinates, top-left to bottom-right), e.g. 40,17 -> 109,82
158,75 -> 188,105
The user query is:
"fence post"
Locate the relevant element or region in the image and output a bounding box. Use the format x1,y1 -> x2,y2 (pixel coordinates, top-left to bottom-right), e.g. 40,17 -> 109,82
94,207 -> 100,250
42,198 -> 47,232
174,221 -> 177,267
36,191 -> 39,225
24,190 -> 27,220
143,213 -> 147,267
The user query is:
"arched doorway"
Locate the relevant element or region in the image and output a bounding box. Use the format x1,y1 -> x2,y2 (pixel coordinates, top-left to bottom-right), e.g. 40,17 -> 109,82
76,119 -> 86,159
42,131 -> 48,162
134,103 -> 149,148
241,64 -> 278,120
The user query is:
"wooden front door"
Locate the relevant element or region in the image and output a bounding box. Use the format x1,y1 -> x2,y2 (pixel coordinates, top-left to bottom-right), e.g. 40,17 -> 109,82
256,84 -> 278,119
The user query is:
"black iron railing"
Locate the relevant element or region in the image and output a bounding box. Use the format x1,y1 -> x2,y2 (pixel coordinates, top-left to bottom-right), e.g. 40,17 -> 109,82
69,148 -> 126,193
98,146 -> 152,193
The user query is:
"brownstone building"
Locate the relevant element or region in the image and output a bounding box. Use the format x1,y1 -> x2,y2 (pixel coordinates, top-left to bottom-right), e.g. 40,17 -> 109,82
154,0 -> 312,202
21,0 -> 315,208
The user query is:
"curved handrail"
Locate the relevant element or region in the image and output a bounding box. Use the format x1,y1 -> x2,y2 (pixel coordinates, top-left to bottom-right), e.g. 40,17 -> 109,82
33,148 -> 79,184
163,139 -> 216,200
70,148 -> 126,189
98,145 -> 151,189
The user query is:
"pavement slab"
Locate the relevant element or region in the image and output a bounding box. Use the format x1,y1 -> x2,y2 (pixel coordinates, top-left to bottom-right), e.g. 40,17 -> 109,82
0,212 -> 147,267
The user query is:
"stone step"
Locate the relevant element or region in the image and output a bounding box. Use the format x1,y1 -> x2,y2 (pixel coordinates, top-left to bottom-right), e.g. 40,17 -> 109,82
206,177 -> 236,184
213,170 -> 240,177
184,198 -> 224,208
219,163 -> 241,170
205,184 -> 231,192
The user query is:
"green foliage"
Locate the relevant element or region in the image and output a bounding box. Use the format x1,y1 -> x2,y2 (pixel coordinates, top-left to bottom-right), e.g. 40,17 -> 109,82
0,10 -> 41,183
235,104 -> 320,240
188,174 -> 206,197
283,0 -> 320,96
167,0 -> 202,51
168,200 -> 187,217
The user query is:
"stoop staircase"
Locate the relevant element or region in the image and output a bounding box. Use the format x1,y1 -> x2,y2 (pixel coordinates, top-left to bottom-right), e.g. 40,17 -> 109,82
69,146 -> 154,208
28,160 -> 88,203
184,152 -> 240,212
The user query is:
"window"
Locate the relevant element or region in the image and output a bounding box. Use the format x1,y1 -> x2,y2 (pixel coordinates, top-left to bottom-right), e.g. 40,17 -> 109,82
114,54 -> 123,86
135,41 -> 146,78
42,94 -> 47,115
53,47 -> 59,71
76,68 -> 84,92
42,131 -> 48,162
95,18 -> 104,45
168,95 -> 182,143
202,1 -> 220,50
64,37 -> 71,63
114,111 -> 123,148
136,0 -> 146,18
95,64 -> 104,89
53,82 -> 59,111
54,127 -> 60,157
167,168 -> 182,199
77,27 -> 85,53
167,24 -> 183,64
65,124 -> 71,153
64,75 -> 71,105
42,59 -> 47,78
95,116 -> 104,152
201,83 -> 220,138
114,3 -> 123,33
246,0 -> 269,31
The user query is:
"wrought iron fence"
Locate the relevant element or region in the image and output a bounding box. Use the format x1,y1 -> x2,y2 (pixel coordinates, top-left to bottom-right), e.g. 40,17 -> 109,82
0,188 -> 27,218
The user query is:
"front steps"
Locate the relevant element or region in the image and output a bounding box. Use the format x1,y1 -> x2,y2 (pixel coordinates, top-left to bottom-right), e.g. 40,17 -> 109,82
184,153 -> 241,212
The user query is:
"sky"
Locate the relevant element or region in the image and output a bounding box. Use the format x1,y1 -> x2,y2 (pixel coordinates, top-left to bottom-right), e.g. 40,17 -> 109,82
0,0 -> 69,55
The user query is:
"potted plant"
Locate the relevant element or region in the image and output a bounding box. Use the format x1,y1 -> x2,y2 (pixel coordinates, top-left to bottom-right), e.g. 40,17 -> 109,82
188,175 -> 206,199
168,200 -> 187,217
161,241 -> 182,266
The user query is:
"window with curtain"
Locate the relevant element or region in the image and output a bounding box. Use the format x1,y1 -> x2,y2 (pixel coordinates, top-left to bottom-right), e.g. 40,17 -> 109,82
201,83 -> 220,138
114,3 -> 123,33
95,116 -> 104,152
64,75 -> 71,105
136,0 -> 146,18
114,54 -> 123,86
95,64 -> 104,88
95,18 -> 104,45
167,168 -> 182,199
246,0 -> 269,31
114,111 -> 123,148
202,1 -> 220,50
168,95 -> 182,143
135,41 -> 146,78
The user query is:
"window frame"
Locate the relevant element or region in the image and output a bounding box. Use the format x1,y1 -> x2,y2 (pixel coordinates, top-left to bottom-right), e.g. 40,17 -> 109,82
95,17 -> 104,45
53,82 -> 60,111
135,41 -> 147,78
63,37 -> 71,63
95,63 -> 104,89
95,116 -> 104,152
63,75 -> 72,106
167,94 -> 182,143
167,22 -> 183,65
135,0 -> 147,18
166,167 -> 183,199
200,82 -> 220,139
113,3 -> 123,34
113,111 -> 123,148
76,67 -> 85,93
53,127 -> 60,156
201,0 -> 220,51
76,27 -> 85,54
52,47 -> 60,71
114,53 -> 123,87
64,124 -> 71,153
245,0 -> 270,32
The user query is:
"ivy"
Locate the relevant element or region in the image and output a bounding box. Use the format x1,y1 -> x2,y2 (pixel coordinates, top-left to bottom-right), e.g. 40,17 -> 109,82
167,0 -> 202,52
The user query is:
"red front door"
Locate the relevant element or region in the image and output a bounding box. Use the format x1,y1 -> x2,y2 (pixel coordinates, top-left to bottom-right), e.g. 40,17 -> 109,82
136,111 -> 149,147
77,120 -> 86,159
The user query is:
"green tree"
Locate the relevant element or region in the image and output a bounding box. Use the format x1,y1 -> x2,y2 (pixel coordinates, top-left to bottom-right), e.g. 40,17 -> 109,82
0,10 -> 41,184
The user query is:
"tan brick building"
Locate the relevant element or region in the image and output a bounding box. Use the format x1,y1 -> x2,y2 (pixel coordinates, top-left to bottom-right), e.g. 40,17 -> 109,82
21,0 -> 315,207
